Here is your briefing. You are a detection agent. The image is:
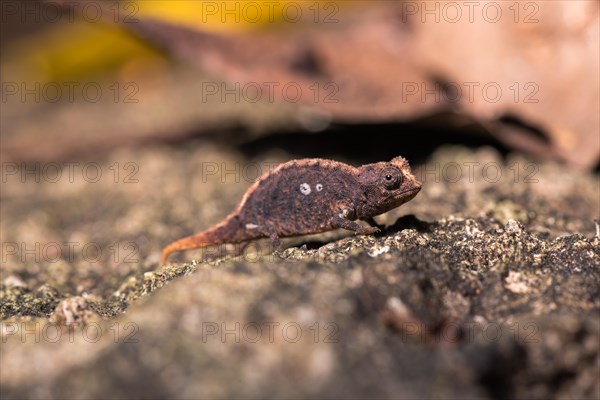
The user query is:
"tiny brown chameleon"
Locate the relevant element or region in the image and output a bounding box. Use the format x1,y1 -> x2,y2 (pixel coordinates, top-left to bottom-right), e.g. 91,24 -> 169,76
161,156 -> 421,264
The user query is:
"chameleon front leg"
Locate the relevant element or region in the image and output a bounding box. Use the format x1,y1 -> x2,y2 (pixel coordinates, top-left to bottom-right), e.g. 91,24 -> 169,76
331,211 -> 380,235
365,217 -> 384,231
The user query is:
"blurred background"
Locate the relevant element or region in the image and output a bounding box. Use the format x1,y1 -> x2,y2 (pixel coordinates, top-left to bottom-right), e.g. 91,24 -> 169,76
1,1 -> 599,399
2,0 -> 598,167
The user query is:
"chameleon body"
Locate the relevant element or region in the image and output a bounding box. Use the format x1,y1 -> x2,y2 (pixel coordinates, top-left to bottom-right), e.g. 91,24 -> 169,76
161,156 -> 422,264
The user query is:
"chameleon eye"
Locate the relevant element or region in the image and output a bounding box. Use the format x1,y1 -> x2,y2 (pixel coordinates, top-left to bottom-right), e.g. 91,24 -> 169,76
381,168 -> 403,190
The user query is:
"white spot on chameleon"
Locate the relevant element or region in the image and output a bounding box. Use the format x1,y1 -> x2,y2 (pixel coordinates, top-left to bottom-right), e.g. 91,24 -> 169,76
300,183 -> 311,195
316,183 -> 323,192
245,223 -> 259,230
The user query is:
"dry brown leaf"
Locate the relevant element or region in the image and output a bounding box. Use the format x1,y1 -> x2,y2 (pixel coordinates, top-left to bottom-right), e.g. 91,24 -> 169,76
121,1 -> 598,168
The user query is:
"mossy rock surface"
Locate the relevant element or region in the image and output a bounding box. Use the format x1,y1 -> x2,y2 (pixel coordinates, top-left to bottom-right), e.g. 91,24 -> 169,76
1,145 -> 598,399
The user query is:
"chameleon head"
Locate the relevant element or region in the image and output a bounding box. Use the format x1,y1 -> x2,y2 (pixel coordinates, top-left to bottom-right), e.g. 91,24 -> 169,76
357,156 -> 422,216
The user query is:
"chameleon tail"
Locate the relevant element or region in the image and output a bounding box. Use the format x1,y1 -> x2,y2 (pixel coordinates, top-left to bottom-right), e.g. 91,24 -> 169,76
160,230 -> 216,265
160,217 -> 249,265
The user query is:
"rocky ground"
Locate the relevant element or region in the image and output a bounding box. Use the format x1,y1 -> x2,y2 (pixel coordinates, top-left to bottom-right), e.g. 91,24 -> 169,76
1,143 -> 599,399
